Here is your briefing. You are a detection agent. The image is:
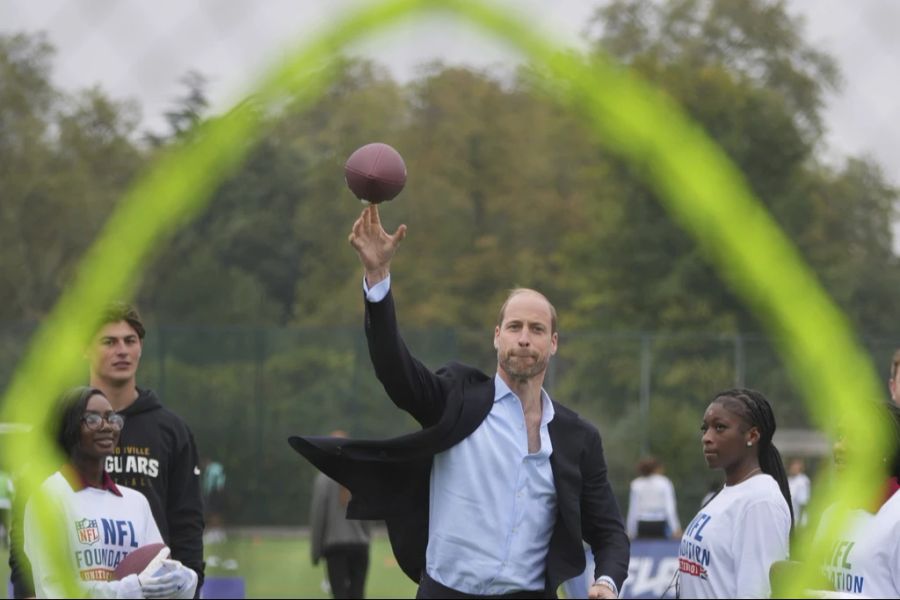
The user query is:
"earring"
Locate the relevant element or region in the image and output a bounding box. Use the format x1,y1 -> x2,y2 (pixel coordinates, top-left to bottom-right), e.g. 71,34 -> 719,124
746,442 -> 752,447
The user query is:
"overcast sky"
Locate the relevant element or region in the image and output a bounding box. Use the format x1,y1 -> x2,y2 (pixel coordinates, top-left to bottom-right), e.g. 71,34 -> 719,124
2,0 -> 898,244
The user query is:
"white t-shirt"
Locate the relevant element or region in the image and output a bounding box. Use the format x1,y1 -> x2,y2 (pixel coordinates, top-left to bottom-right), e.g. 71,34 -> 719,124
788,473 -> 811,526
828,491 -> 900,598
24,471 -> 163,598
626,473 -> 681,537
677,473 -> 791,599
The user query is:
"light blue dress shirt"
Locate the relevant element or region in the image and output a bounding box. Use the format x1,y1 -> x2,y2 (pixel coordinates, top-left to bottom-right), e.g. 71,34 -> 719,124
426,375 -> 557,594
364,276 -> 559,594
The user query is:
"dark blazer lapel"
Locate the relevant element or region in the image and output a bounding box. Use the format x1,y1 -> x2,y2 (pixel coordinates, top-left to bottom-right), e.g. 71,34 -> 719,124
548,407 -> 585,540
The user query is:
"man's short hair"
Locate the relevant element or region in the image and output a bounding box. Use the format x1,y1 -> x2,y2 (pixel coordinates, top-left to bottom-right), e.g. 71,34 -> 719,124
497,288 -> 558,335
100,302 -> 146,339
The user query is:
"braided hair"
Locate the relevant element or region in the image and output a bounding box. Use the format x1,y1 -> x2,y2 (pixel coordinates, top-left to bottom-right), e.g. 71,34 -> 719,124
714,388 -> 794,528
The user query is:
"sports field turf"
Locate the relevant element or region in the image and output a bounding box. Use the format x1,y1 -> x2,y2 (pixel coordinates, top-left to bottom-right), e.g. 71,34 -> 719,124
1,532 -> 419,599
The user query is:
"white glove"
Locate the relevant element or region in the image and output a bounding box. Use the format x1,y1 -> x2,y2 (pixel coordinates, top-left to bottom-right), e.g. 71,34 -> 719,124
164,561 -> 198,600
138,559 -> 198,599
113,574 -> 144,599
135,548 -> 179,599
138,547 -> 171,585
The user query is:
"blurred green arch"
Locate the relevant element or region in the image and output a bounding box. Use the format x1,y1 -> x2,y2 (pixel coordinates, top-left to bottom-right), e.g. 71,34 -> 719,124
1,0 -> 891,596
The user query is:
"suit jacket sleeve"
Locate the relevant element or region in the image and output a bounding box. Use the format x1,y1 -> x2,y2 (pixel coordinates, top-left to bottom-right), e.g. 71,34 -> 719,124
309,474 -> 329,565
365,289 -> 448,428
580,427 -> 631,590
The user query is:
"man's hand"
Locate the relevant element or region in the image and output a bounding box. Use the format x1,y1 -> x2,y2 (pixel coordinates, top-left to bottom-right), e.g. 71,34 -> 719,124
589,581 -> 618,599
348,205 -> 406,287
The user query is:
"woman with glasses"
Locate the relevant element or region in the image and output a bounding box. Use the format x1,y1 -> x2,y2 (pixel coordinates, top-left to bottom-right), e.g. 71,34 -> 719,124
23,386 -> 197,598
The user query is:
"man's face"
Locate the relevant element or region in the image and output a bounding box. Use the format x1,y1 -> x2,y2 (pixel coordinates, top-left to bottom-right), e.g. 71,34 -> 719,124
890,366 -> 899,405
494,292 -> 557,383
89,321 -> 142,386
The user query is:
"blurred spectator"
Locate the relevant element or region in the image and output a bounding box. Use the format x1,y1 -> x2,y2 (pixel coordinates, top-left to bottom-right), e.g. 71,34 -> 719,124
0,468 -> 11,549
201,458 -> 227,545
890,348 -> 900,406
309,430 -> 372,600
787,458 -> 811,527
626,456 -> 681,539
888,350 -> 900,502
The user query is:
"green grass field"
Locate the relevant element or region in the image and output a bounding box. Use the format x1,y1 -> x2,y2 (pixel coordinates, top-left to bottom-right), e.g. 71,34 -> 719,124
1,532 -> 418,599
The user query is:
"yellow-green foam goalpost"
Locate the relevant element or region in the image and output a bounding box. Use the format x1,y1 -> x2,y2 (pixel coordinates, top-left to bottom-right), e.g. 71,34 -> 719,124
0,0 -> 891,596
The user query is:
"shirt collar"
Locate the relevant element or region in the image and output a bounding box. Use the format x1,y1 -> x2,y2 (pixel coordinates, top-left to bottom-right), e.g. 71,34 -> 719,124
61,464 -> 123,497
493,373 -> 555,425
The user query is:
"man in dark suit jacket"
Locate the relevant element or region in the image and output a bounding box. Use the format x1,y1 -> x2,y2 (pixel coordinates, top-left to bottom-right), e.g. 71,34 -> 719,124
290,205 -> 629,598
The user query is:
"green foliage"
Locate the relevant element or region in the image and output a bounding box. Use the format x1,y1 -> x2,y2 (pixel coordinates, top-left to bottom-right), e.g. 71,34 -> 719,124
1,0 -> 899,530
0,532 -> 420,599
0,33 -> 143,322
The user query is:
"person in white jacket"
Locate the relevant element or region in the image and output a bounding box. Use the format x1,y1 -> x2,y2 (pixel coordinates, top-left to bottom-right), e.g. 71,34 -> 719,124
24,386 -> 197,599
626,457 -> 681,539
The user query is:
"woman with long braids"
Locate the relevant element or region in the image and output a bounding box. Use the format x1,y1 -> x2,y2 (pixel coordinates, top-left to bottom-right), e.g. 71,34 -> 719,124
677,388 -> 792,598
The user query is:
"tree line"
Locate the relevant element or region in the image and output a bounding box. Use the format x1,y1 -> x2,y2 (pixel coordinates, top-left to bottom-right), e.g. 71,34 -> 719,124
2,0 -> 898,524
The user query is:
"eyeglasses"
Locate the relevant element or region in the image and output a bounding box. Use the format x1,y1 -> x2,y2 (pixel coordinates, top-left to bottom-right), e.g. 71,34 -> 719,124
82,411 -> 125,431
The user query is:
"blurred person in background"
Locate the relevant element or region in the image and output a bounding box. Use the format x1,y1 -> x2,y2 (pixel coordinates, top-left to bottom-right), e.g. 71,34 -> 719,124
889,348 -> 900,406
625,456 -> 681,540
309,431 -> 373,600
0,468 -> 11,549
8,303 -> 205,598
787,457 -> 811,528
200,458 -> 227,546
811,402 -> 900,596
24,386 -> 197,598
886,349 -> 900,502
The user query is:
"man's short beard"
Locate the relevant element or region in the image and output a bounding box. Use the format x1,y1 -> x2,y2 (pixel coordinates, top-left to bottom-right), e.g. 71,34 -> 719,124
498,351 -> 548,382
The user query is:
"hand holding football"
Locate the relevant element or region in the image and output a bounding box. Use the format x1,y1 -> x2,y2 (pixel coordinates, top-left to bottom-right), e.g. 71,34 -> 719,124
112,542 -> 169,580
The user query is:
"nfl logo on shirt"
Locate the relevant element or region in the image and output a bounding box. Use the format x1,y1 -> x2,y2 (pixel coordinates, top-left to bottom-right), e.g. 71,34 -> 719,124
75,519 -> 101,545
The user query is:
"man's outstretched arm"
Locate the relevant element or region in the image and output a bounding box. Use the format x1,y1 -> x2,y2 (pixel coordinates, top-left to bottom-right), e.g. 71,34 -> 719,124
349,206 -> 446,427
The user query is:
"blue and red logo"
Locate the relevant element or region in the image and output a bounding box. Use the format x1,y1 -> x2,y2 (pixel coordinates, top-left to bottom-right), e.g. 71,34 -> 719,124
679,558 -> 708,580
75,518 -> 100,545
